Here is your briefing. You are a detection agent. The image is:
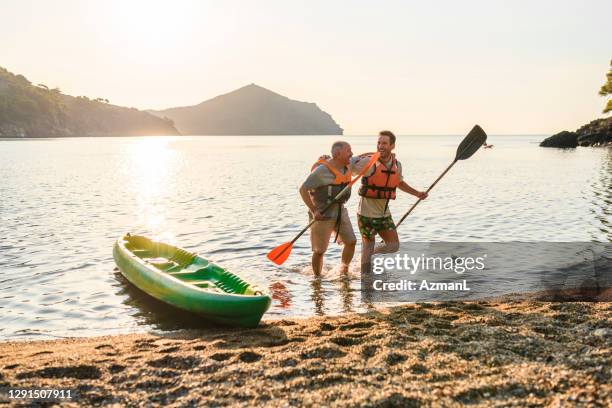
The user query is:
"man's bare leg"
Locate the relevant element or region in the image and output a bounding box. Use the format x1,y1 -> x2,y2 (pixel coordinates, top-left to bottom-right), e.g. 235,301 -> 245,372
373,229 -> 400,254
361,236 -> 376,273
310,221 -> 332,275
312,251 -> 325,275
339,241 -> 356,273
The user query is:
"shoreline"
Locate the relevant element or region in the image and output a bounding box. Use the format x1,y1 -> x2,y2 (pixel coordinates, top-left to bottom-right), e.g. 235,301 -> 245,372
4,287 -> 609,344
1,300 -> 609,406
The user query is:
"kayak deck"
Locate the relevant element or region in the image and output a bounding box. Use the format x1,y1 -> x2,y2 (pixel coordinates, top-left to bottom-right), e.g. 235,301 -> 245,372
114,234 -> 270,327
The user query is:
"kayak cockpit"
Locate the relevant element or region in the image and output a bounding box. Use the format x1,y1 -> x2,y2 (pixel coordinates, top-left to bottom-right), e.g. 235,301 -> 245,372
114,234 -> 271,328
122,235 -> 256,295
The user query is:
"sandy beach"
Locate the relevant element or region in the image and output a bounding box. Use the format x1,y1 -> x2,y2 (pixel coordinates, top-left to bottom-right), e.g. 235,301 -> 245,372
1,300 -> 610,407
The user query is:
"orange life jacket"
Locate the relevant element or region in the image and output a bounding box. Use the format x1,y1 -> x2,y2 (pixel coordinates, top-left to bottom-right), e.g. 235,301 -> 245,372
311,159 -> 352,184
358,156 -> 400,199
310,159 -> 352,205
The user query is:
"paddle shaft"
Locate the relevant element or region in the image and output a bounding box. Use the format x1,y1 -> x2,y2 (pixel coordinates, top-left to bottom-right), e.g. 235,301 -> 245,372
396,159 -> 457,227
285,153 -> 380,247
269,152 -> 380,264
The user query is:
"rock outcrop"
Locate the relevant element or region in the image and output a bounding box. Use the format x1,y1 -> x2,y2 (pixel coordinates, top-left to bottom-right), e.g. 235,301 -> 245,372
540,117 -> 612,148
540,130 -> 579,148
150,84 -> 343,135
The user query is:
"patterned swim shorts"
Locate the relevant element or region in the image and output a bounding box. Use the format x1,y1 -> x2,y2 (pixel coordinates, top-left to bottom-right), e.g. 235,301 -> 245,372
357,214 -> 396,240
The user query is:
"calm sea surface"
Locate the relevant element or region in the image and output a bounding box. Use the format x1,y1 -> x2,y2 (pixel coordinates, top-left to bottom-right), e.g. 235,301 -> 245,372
1,135 -> 610,340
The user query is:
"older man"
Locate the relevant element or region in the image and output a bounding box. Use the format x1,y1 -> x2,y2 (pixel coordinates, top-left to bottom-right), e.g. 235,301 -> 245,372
299,141 -> 356,274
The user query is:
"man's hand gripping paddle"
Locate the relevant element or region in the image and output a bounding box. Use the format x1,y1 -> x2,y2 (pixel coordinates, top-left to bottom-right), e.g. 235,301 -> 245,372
396,125 -> 487,227
267,152 -> 381,266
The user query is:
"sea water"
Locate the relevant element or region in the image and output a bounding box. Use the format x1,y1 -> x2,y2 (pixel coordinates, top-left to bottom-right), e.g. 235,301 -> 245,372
0,135 -> 609,339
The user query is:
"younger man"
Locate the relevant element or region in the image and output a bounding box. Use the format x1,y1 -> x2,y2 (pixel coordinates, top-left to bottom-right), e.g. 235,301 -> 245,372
352,131 -> 427,269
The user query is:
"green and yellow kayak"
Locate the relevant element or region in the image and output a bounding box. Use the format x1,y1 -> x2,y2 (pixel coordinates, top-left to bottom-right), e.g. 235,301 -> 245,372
113,234 -> 271,328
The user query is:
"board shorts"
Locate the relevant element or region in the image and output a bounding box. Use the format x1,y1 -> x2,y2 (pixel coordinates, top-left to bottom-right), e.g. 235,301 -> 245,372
310,207 -> 356,254
357,214 -> 396,240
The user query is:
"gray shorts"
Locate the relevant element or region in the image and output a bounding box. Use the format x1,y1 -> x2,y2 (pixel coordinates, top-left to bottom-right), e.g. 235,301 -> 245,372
309,207 -> 356,254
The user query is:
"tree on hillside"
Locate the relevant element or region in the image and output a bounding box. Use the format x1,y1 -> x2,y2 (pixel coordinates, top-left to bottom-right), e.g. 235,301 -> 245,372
599,59 -> 612,113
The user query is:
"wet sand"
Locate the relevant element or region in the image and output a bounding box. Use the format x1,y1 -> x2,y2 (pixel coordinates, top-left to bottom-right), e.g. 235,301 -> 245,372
0,301 -> 610,407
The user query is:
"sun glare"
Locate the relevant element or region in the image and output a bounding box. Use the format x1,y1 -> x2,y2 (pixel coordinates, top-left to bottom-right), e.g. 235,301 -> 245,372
124,137 -> 179,240
127,137 -> 175,196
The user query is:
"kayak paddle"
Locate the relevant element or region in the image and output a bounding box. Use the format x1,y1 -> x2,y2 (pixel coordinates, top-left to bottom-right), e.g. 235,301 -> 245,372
396,124 -> 487,227
267,152 -> 381,265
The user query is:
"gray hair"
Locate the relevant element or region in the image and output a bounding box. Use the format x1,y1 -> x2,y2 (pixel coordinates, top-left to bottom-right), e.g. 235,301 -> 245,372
331,141 -> 349,158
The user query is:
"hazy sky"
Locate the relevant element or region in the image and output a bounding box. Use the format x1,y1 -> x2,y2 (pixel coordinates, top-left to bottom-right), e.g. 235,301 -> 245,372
2,0 -> 611,134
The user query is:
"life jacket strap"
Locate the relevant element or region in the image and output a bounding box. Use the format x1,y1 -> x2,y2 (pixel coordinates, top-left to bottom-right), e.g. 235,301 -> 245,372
381,161 -> 394,215
333,203 -> 342,243
359,185 -> 396,192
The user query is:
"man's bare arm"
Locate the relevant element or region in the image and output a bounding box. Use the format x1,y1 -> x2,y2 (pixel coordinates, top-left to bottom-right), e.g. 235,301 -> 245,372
398,181 -> 428,199
299,186 -> 325,220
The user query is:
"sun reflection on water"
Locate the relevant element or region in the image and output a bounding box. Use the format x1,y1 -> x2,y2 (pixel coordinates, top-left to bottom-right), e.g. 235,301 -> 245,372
124,137 -> 179,243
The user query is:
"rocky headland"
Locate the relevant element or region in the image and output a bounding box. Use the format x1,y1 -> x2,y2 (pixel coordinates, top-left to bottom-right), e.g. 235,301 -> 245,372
540,117 -> 612,148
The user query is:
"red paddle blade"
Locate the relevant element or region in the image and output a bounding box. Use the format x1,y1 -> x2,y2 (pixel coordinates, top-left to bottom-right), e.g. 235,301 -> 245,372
267,242 -> 293,265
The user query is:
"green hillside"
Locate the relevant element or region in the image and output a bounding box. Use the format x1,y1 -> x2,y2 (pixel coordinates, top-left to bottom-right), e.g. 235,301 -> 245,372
0,67 -> 179,137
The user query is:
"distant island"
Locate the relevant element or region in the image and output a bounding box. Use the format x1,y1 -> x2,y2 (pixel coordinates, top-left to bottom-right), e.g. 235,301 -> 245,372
149,84 -> 343,135
0,67 -> 179,138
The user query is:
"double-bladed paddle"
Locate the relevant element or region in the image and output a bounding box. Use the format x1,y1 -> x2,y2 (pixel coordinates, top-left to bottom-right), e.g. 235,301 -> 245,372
267,152 -> 381,265
396,125 -> 487,227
